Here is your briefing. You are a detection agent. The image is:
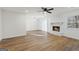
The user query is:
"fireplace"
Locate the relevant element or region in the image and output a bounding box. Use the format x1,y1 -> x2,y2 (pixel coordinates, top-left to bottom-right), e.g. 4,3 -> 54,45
52,26 -> 60,32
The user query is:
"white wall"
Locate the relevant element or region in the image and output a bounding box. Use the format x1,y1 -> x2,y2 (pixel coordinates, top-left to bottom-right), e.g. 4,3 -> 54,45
62,10 -> 79,39
2,10 -> 26,39
41,19 -> 47,31
0,9 -> 2,40
2,8 -> 79,40
48,9 -> 79,40
26,13 -> 39,31
1,10 -> 49,39
26,13 -> 48,31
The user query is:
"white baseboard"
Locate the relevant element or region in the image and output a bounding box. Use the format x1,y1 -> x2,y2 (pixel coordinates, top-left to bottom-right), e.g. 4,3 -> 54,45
2,34 -> 26,39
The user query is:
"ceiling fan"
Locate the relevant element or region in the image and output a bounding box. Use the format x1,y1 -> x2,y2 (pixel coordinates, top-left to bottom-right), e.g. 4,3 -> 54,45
41,7 -> 54,14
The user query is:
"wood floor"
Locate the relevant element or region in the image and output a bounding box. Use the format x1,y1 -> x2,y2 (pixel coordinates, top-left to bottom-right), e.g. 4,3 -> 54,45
0,30 -> 79,51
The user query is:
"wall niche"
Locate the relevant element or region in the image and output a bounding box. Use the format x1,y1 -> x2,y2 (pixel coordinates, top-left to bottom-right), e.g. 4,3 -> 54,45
68,15 -> 79,28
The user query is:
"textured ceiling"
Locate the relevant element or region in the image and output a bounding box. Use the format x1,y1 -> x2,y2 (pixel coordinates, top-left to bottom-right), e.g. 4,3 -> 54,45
2,7 -> 79,15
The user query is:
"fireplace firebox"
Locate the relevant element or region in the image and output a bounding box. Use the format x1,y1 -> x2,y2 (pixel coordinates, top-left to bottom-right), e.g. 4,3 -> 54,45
52,26 -> 60,32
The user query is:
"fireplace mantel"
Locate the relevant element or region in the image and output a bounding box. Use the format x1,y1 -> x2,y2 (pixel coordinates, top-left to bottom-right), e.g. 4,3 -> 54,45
51,22 -> 63,25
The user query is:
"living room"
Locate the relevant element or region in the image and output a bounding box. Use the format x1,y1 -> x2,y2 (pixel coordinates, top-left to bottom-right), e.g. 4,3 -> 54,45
0,7 -> 79,51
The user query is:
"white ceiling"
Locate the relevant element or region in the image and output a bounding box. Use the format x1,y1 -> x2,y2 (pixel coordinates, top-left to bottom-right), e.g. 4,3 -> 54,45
2,7 -> 79,15
2,7 -> 41,13
54,7 -> 79,15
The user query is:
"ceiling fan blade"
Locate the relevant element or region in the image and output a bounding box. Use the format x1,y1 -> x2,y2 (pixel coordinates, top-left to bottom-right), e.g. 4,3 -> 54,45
47,11 -> 52,13
48,8 -> 54,10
